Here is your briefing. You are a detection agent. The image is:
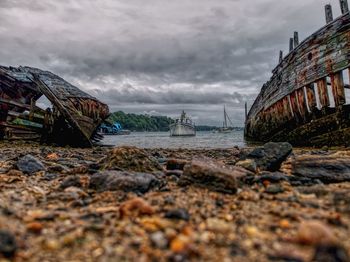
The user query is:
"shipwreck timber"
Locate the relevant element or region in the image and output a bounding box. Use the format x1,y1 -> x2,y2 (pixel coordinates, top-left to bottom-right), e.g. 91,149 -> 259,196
245,0 -> 350,147
0,66 -> 109,147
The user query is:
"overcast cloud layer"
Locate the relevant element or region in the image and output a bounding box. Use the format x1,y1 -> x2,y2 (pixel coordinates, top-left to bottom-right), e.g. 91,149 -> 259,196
0,0 -> 343,126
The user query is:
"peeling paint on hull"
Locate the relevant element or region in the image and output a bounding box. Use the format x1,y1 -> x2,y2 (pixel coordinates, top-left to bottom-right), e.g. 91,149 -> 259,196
245,5 -> 350,147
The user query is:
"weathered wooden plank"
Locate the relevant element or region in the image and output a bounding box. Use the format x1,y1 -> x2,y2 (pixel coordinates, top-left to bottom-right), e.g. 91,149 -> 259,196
294,31 -> 299,47
317,78 -> 330,108
290,91 -> 301,119
289,38 -> 294,52
32,76 -> 93,147
340,0 -> 349,14
325,4 -> 334,24
279,51 -> 283,63
0,122 -> 42,131
7,110 -> 44,122
330,72 -> 346,106
282,96 -> 292,119
287,95 -> 294,117
0,97 -> 46,114
296,87 -> 308,117
0,97 -> 31,110
305,84 -> 317,111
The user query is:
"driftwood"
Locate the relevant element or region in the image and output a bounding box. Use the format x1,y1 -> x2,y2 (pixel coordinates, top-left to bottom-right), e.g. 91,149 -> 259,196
245,0 -> 350,147
0,66 -> 109,147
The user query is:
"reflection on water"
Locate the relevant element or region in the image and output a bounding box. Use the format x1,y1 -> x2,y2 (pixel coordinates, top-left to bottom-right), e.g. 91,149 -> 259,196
102,131 -> 245,149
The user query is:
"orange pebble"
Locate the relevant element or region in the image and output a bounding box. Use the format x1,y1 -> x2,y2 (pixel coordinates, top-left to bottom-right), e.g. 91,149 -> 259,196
170,235 -> 190,253
279,219 -> 291,229
119,197 -> 154,218
47,153 -> 59,161
262,180 -> 271,187
26,222 -> 43,233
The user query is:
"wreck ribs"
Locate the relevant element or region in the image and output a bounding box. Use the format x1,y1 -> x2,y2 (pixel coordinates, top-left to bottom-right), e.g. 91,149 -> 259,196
245,1 -> 350,147
0,66 -> 109,147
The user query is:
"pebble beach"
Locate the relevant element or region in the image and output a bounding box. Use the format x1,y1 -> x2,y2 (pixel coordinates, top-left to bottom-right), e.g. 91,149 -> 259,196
0,141 -> 350,261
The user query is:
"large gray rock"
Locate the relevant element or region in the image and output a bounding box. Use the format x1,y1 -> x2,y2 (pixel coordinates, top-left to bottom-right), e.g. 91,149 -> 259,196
178,160 -> 253,194
16,154 -> 45,174
247,142 -> 292,171
292,154 -> 350,183
89,171 -> 164,193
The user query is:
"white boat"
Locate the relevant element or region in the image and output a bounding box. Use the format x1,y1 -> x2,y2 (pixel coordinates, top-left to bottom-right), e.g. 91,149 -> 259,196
218,106 -> 234,133
169,111 -> 196,137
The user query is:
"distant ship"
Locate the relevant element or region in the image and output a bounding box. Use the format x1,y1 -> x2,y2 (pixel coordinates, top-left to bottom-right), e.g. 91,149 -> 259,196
169,111 -> 196,137
217,106 -> 234,133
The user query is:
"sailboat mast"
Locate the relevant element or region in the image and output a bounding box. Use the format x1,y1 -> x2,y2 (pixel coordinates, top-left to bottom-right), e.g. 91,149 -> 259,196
224,106 -> 227,128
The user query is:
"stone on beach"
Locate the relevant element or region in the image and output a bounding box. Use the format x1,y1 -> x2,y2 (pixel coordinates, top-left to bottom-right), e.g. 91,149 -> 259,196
99,146 -> 162,172
119,197 -> 155,218
0,230 -> 17,258
296,221 -> 350,261
296,220 -> 338,246
89,170 -> 163,193
178,159 -> 253,194
166,159 -> 189,171
247,142 -> 292,171
59,176 -> 82,190
150,231 -> 168,249
235,159 -> 257,172
164,208 -> 190,221
292,154 -> 350,183
16,154 -> 45,174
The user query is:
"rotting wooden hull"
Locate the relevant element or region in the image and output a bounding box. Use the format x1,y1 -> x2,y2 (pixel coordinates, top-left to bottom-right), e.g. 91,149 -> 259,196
0,66 -> 109,147
245,5 -> 350,147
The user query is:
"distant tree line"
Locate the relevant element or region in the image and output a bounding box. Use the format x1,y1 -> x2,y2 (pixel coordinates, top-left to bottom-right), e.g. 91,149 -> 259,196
107,111 -> 173,132
106,111 -> 243,132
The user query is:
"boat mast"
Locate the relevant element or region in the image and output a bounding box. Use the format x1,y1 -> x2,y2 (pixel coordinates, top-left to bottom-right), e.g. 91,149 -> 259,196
224,106 -> 228,128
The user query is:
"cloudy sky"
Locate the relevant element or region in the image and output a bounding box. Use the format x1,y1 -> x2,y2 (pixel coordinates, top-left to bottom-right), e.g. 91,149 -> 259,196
0,0 -> 344,126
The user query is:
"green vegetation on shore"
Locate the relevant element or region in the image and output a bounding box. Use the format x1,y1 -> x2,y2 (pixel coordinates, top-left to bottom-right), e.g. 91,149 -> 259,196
107,111 -> 244,132
107,111 -> 173,132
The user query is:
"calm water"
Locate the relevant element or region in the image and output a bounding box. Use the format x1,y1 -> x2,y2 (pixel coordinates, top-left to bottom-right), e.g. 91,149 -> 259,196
102,131 -> 246,149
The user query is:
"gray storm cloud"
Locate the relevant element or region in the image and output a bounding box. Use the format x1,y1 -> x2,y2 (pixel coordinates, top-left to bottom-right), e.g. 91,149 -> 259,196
0,0 -> 342,125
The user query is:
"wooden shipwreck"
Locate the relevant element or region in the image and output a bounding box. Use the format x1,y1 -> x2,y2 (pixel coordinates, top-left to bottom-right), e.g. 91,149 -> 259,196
245,0 -> 350,147
0,66 -> 109,147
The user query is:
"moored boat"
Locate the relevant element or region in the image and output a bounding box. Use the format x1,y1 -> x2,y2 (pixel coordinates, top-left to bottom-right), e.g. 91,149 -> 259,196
169,111 -> 196,137
218,106 -> 234,133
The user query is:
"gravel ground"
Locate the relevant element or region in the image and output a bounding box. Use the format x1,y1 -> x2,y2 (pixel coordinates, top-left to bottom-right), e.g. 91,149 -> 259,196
0,141 -> 349,261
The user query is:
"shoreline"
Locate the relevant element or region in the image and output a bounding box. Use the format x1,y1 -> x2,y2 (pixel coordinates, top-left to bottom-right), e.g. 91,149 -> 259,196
0,141 -> 349,261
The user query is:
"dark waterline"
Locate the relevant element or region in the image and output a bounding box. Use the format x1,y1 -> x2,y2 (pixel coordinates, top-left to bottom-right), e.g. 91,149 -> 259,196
102,130 -> 246,149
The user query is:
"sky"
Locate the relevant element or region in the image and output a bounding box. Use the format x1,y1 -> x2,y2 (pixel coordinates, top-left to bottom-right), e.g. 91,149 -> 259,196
0,0 -> 345,126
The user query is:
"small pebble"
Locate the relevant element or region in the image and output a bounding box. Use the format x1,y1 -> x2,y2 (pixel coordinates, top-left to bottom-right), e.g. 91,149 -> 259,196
119,198 -> 154,218
26,222 -> 43,234
164,208 -> 190,221
150,231 -> 168,249
0,230 -> 17,258
59,176 -> 82,190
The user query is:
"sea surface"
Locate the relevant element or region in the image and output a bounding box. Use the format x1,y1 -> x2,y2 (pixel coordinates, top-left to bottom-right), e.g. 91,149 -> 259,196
102,130 -> 246,149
